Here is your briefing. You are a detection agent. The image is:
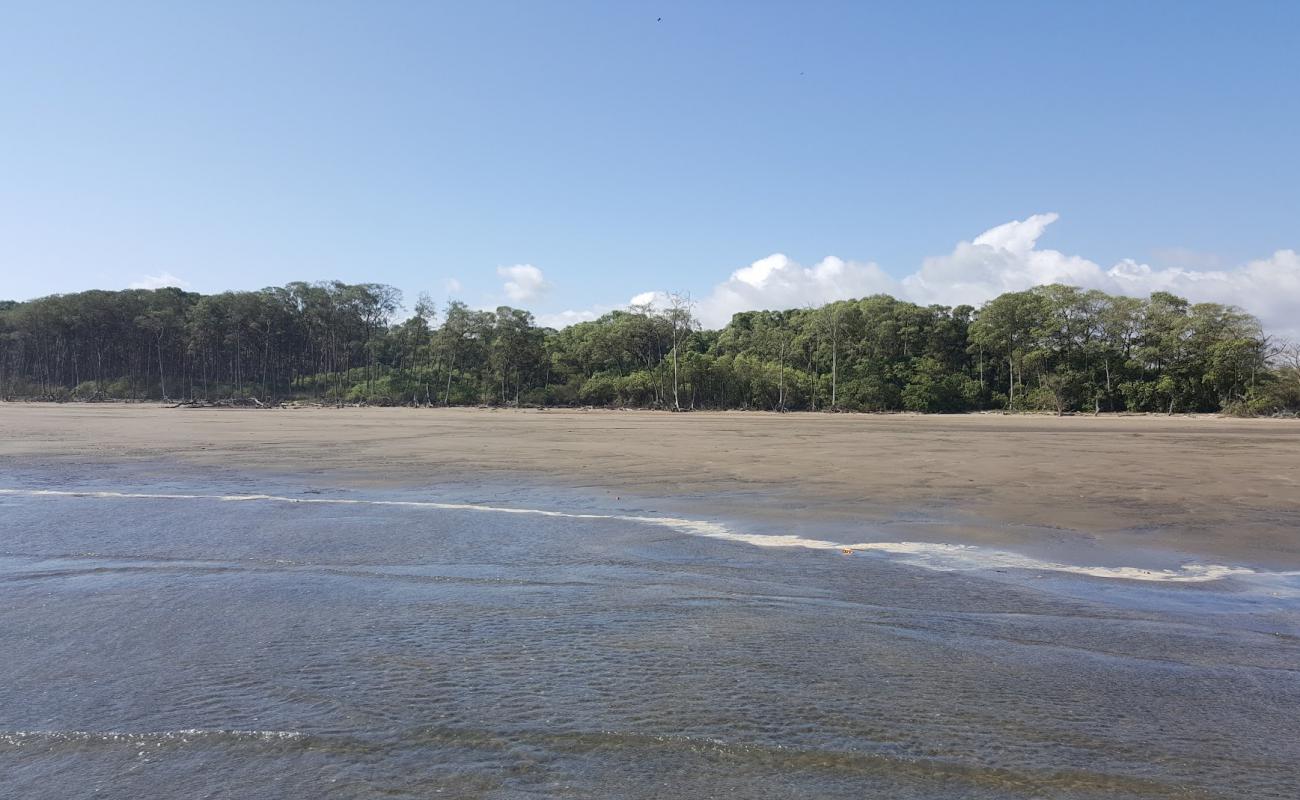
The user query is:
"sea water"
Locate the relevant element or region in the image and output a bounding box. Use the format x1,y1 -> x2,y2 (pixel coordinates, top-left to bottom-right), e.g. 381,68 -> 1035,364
2,465 -> 1297,799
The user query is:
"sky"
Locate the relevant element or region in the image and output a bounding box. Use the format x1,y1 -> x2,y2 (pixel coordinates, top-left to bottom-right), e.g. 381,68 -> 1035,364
2,1 -> 1298,336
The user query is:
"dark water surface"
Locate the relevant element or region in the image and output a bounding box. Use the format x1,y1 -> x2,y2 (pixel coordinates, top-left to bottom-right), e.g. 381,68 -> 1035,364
1,464 -> 1298,799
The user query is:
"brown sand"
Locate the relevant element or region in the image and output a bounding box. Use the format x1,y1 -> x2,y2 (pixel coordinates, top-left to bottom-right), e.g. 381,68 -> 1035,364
2,404 -> 1298,567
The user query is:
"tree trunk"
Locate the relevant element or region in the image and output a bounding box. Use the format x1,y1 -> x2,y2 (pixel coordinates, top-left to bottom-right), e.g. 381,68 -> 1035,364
156,336 -> 167,400
444,350 -> 456,406
778,342 -> 786,412
671,343 -> 680,411
1103,358 -> 1112,410
831,336 -> 837,409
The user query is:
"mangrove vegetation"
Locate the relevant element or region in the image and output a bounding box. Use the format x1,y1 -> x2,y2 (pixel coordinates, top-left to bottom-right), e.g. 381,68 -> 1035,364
2,281 -> 1297,415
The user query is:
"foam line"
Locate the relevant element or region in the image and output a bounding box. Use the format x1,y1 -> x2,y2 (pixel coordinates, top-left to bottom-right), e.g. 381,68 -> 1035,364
1,487 -> 1288,584
0,729 -> 303,746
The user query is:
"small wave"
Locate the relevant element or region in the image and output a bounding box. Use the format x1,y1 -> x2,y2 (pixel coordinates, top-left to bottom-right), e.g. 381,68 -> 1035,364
0,729 -> 304,747
2,487 -> 1292,585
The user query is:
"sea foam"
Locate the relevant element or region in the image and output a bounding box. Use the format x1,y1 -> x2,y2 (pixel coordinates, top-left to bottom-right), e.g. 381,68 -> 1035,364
0,487 -> 1288,584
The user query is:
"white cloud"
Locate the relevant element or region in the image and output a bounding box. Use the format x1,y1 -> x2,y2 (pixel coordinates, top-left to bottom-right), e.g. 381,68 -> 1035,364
899,213 -> 1300,339
694,254 -> 898,327
497,264 -> 549,303
129,272 -> 190,290
902,213 -> 1105,306
1105,249 -> 1300,340
444,277 -> 463,294
530,215 -> 1300,340
535,291 -> 661,329
536,309 -> 601,328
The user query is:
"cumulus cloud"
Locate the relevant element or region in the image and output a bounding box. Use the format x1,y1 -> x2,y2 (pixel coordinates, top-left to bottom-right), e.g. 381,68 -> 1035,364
535,290 -> 663,329
1106,249 -> 1300,339
675,214 -> 1296,338
497,264 -> 549,303
898,213 -> 1299,339
536,308 -> 601,328
902,213 -> 1106,306
532,215 -> 1299,340
695,254 -> 897,327
129,272 -> 190,290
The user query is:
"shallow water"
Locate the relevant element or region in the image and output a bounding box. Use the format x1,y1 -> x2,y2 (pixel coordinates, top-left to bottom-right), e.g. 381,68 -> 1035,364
2,465 -> 1298,798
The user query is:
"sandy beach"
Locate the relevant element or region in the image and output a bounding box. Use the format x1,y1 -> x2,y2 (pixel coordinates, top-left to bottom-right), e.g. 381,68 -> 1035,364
2,404 -> 1297,569
5,404 -> 1300,798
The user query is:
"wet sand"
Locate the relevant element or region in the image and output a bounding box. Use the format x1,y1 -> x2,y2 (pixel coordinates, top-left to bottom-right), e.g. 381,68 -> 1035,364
2,404 -> 1297,569
4,405 -> 1300,798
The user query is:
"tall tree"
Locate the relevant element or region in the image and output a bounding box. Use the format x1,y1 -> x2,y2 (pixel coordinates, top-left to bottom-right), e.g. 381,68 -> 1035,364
661,293 -> 697,411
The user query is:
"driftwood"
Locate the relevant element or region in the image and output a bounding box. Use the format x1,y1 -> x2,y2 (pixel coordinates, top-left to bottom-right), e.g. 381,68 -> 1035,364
168,397 -> 281,409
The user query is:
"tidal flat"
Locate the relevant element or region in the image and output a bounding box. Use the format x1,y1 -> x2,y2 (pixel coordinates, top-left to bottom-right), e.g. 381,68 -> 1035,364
1,405 -> 1298,798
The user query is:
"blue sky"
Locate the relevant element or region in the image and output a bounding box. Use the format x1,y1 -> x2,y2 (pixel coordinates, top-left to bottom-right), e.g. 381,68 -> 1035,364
2,1 -> 1298,331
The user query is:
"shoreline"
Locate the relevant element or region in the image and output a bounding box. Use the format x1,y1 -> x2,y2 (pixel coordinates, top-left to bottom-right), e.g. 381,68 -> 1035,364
2,403 -> 1298,570
4,486 -> 1290,587
0,397 -> 1281,418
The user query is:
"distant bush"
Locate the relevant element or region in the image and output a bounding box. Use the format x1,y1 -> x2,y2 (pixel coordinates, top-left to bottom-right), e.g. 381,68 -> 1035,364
102,378 -> 136,398
1240,373 -> 1300,416
578,373 -> 618,406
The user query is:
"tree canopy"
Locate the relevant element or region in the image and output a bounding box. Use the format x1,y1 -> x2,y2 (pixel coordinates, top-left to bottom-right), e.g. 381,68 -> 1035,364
1,280 -> 1294,415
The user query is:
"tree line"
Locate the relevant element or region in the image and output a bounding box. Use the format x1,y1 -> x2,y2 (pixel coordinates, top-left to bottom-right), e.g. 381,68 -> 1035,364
1,281 -> 1297,415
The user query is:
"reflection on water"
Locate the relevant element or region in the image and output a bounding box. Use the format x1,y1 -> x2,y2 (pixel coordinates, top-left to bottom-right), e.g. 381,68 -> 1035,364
1,469 -> 1298,799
